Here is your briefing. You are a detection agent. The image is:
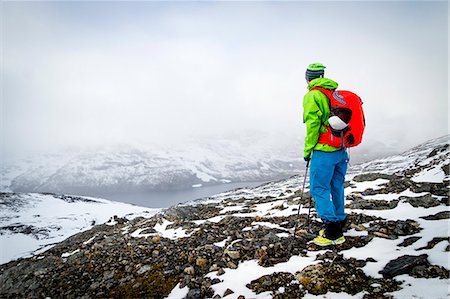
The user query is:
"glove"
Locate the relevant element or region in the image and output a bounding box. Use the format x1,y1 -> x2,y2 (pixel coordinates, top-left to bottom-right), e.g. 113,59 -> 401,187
304,157 -> 310,162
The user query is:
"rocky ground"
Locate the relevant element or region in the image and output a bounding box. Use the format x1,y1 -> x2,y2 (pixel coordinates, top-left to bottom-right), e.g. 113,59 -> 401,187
0,137 -> 448,298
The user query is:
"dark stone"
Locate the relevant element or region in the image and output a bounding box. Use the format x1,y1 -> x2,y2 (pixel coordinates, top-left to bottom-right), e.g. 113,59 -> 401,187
410,182 -> 448,197
352,173 -> 398,182
427,144 -> 449,158
211,278 -> 221,285
379,254 -> 429,278
350,199 -> 399,210
297,260 -> 370,295
223,288 -> 234,296
442,164 -> 450,175
401,194 -> 440,208
420,211 -> 450,220
186,288 -> 202,299
410,265 -> 449,279
416,237 -> 449,250
397,237 -> 421,247
369,219 -> 421,238
246,272 -> 295,294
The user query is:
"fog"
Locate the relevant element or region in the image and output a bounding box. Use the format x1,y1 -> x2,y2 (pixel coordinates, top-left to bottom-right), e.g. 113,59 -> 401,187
1,1 -> 448,161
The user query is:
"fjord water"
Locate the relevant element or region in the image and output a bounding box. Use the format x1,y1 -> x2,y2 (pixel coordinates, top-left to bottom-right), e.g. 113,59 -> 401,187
87,182 -> 266,208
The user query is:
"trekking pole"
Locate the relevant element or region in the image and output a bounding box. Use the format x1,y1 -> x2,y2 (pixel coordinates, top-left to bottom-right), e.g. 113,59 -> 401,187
293,160 -> 310,236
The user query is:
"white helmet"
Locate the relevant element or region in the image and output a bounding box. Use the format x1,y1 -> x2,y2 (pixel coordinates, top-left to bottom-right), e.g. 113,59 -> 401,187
328,115 -> 348,131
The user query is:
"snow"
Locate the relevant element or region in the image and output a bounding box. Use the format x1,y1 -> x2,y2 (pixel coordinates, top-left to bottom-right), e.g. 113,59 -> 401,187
61,249 -> 80,258
213,237 -> 230,247
206,254 -> 322,299
83,236 -> 96,245
303,292 -> 366,299
192,184 -> 203,188
165,284 -> 189,299
412,164 -> 446,183
345,179 -> 390,194
386,275 -> 449,299
0,193 -> 159,264
130,218 -> 192,240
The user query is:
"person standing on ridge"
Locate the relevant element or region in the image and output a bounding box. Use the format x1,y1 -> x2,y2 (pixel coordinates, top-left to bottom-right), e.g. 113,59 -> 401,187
303,62 -> 348,246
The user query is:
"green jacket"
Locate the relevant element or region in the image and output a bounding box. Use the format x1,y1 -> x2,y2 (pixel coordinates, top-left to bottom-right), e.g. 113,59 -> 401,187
303,78 -> 340,158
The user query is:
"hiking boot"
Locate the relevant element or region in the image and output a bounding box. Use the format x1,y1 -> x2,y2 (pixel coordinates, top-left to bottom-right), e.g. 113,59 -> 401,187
314,221 -> 345,246
313,235 -> 346,246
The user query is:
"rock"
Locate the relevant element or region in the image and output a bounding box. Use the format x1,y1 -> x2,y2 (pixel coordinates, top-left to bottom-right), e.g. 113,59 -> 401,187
420,211 -> 450,220
184,266 -> 195,275
103,270 -> 115,280
296,261 -> 369,295
225,250 -> 240,260
350,199 -> 399,210
369,219 -> 421,239
247,272 -> 295,294
379,254 -> 429,278
152,235 -> 161,242
211,278 -> 221,285
213,295 -> 221,299
227,262 -> 238,269
410,182 -> 448,197
137,265 -> 151,275
223,289 -> 234,296
196,258 -> 208,268
262,231 -> 280,242
186,288 -> 202,299
401,194 -> 440,208
410,264 -> 449,279
416,237 -> 449,250
352,173 -> 398,182
209,264 -> 220,272
217,268 -> 225,276
397,237 -> 421,247
442,163 -> 450,175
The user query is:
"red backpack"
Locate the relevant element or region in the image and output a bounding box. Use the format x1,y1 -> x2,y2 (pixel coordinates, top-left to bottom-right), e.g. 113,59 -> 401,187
311,87 -> 365,148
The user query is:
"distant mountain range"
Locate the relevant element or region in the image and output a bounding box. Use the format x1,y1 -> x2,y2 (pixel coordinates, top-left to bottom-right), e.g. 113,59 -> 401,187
1,136 -> 304,194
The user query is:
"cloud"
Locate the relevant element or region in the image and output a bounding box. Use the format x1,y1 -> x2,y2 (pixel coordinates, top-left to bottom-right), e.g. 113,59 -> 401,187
2,1 -> 448,160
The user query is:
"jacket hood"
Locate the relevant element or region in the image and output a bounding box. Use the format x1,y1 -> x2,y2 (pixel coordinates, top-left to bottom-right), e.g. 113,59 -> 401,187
307,78 -> 338,90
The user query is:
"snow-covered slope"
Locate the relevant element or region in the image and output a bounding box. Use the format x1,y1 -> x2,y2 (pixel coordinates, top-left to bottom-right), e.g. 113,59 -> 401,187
0,193 -> 159,264
1,136 -> 303,194
0,135 -> 448,298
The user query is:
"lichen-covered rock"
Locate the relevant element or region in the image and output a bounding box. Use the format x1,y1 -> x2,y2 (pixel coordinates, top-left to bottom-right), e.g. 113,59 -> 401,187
420,211 -> 450,220
397,236 -> 421,247
369,219 -> 421,239
350,199 -> 399,210
296,261 -> 369,295
352,173 -> 398,182
296,255 -> 401,297
400,194 -> 441,208
246,272 -> 296,294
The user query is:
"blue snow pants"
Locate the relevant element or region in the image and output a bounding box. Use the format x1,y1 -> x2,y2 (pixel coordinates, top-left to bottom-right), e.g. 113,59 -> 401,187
309,149 -> 348,223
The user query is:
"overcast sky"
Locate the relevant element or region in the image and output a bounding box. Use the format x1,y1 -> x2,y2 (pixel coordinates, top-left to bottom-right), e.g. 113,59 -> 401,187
1,1 -> 448,160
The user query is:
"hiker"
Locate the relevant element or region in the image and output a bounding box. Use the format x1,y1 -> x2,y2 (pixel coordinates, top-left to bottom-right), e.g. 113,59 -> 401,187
303,62 -> 348,246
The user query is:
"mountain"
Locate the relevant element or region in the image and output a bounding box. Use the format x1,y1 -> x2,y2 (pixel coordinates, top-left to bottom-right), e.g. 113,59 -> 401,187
1,136 -> 303,194
0,135 -> 448,298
